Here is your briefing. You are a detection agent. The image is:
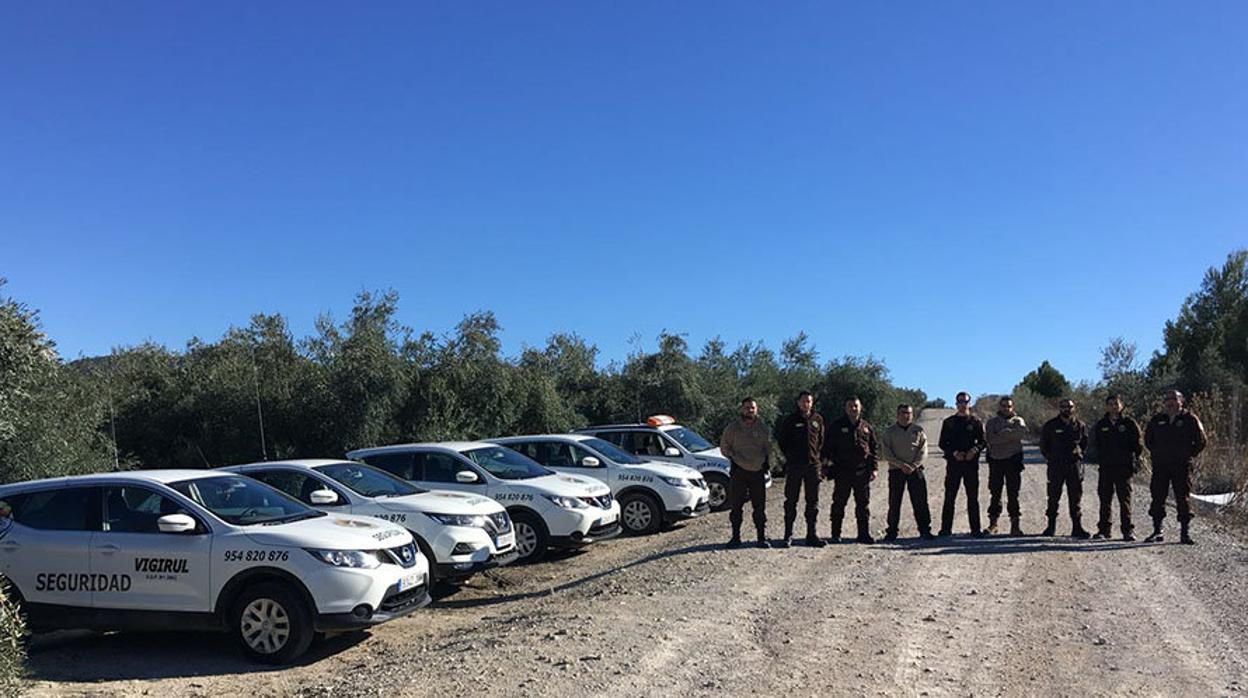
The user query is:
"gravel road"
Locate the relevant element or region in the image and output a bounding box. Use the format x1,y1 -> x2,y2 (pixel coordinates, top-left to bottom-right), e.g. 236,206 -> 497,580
25,409 -> 1248,697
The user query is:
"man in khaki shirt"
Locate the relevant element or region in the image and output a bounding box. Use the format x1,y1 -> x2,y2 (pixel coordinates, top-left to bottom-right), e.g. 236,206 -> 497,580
881,404 -> 934,540
721,397 -> 772,548
984,396 -> 1028,536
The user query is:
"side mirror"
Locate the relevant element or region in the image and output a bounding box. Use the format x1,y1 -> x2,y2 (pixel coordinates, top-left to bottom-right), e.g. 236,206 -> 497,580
663,447 -> 681,457
309,489 -> 340,505
157,513 -> 197,534
580,456 -> 601,468
455,470 -> 481,484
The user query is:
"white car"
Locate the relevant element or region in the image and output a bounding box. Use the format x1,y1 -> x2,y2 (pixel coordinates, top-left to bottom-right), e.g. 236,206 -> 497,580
347,442 -> 621,563
493,434 -> 709,535
575,415 -> 772,511
224,459 -> 517,584
0,470 -> 429,664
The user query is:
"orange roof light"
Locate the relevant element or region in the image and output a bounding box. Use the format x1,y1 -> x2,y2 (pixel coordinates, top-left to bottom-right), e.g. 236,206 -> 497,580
646,415 -> 676,426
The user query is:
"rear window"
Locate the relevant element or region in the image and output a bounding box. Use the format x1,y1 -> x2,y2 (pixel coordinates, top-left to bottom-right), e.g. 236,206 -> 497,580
6,488 -> 97,531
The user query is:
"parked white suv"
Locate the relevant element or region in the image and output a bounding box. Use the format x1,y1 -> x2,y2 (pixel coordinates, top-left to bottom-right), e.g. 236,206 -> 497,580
492,434 -> 709,535
576,416 -> 770,511
224,460 -> 517,584
347,443 -> 621,563
0,470 -> 429,664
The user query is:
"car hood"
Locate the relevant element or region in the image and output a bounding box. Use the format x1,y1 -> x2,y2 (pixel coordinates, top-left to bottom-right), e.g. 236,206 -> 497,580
379,490 -> 503,516
694,447 -> 729,463
244,513 -> 413,549
509,473 -> 611,498
627,461 -> 704,480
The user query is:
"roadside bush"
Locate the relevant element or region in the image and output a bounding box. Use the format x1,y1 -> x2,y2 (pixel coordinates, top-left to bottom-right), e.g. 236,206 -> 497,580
0,581 -> 25,695
1187,390 -> 1248,496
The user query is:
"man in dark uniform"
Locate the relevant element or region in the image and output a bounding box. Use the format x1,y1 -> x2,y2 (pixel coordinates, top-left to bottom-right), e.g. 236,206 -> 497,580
1144,389 -> 1208,545
1040,398 -> 1091,538
1092,394 -> 1143,541
775,391 -> 827,548
823,396 -> 879,544
938,392 -> 987,537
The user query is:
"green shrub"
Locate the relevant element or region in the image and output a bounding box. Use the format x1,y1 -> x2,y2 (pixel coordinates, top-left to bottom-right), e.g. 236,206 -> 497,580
0,580 -> 26,695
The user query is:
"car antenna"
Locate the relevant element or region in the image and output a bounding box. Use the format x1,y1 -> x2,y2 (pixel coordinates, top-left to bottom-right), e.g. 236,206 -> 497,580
251,345 -> 268,461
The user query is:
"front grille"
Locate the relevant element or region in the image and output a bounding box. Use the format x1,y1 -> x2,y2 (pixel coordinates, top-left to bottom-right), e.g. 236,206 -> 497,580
381,584 -> 426,613
580,493 -> 614,510
692,478 -> 707,490
382,542 -> 419,568
486,511 -> 512,534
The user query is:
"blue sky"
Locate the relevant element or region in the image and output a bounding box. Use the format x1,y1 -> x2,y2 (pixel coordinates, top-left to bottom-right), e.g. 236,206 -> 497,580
2,2 -> 1245,403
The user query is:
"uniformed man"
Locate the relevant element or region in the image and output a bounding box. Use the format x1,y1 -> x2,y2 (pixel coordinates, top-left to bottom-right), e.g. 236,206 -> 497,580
881,404 -> 934,541
775,391 -> 827,548
1092,394 -> 1143,541
823,396 -> 879,544
721,396 -> 772,549
938,392 -> 987,537
1144,389 -> 1207,545
1039,398 -> 1091,538
985,396 -> 1028,536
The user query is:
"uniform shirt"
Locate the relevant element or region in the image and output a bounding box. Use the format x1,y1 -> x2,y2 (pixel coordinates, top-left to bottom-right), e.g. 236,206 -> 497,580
881,423 -> 927,471
939,413 -> 986,462
1144,409 -> 1207,464
985,413 -> 1028,459
1040,415 -> 1089,466
823,414 -> 879,475
1093,414 -> 1143,470
720,417 -> 772,472
775,410 -> 825,469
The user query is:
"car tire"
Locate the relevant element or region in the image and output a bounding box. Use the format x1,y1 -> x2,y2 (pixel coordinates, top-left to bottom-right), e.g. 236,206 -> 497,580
619,492 -> 663,535
705,473 -> 730,512
510,511 -> 549,564
233,582 -> 314,665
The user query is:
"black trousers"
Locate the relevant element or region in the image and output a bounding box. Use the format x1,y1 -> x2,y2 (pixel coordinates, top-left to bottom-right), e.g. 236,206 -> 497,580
1148,460 -> 1193,525
1045,462 -> 1084,522
987,454 -> 1024,521
1097,465 -> 1134,535
940,459 -> 982,533
829,470 -> 872,537
728,464 -> 768,535
886,468 -> 932,535
783,466 -> 821,532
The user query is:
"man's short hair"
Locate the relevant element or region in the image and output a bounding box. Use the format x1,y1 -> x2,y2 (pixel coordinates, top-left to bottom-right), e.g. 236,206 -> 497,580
740,396 -> 757,405
897,404 -> 913,412
1105,394 -> 1122,403
797,391 -> 814,401
845,395 -> 862,405
999,396 -> 1014,405
956,391 -> 971,402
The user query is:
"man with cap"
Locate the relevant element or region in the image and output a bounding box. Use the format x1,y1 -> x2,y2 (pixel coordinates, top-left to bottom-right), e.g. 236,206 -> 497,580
1093,394 -> 1143,541
1040,398 -> 1091,538
1144,389 -> 1207,545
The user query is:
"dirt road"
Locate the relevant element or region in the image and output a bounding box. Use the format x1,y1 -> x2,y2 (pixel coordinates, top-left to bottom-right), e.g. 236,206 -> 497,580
25,409 -> 1248,696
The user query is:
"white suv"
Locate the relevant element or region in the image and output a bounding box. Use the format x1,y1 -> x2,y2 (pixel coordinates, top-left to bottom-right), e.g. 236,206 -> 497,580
576,416 -> 771,511
224,460 -> 517,584
347,442 -> 621,563
0,470 -> 429,664
492,434 -> 709,535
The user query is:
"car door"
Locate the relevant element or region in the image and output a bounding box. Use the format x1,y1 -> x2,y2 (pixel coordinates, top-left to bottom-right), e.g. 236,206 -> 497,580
91,485 -> 213,612
245,468 -> 351,511
419,452 -> 490,495
0,487 -> 98,608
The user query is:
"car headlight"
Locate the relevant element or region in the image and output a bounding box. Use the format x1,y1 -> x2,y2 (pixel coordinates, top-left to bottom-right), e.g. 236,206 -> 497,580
660,476 -> 693,488
425,513 -> 489,527
305,549 -> 383,569
543,494 -> 588,509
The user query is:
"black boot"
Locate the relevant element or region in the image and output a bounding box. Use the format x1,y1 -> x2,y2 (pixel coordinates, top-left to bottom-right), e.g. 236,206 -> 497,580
987,517 -> 999,535
1009,517 -> 1023,537
1070,520 -> 1091,539
1144,521 -> 1164,543
1180,522 -> 1196,545
856,524 -> 875,544
827,520 -> 842,544
805,523 -> 826,548
777,521 -> 793,548
1041,516 -> 1057,537
756,528 -> 771,549
727,525 -> 742,548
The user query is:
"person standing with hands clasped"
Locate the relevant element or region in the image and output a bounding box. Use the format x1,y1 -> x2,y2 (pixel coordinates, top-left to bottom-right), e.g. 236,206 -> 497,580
985,396 -> 1028,536
881,404 -> 934,541
721,397 -> 773,549
1093,394 -> 1143,541
775,391 -> 827,548
938,392 -> 987,537
1144,389 -> 1207,545
823,396 -> 879,544
1040,398 -> 1091,538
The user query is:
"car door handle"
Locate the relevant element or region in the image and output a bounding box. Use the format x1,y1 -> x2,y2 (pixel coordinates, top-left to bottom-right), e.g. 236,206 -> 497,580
96,543 -> 121,555
0,541 -> 18,552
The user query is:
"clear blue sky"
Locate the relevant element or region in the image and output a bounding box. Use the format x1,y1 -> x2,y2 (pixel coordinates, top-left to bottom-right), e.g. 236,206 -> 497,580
2,2 -> 1245,403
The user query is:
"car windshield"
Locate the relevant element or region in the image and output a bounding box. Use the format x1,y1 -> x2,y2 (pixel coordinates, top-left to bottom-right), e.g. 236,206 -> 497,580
464,447 -> 552,480
581,437 -> 645,465
315,463 -> 424,498
663,426 -> 714,452
170,475 -> 322,526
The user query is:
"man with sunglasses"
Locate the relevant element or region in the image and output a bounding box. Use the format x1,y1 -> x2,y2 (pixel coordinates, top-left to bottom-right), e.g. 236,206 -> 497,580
1144,389 -> 1207,544
985,396 -> 1028,536
938,392 -> 987,537
1040,398 -> 1091,538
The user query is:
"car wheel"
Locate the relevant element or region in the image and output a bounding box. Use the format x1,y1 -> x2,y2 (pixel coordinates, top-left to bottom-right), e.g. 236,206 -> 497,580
511,511 -> 549,563
234,582 -> 314,664
620,492 -> 663,535
705,474 -> 730,512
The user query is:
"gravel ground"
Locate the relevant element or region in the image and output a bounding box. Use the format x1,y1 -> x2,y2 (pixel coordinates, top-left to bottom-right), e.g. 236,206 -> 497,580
24,409 -> 1248,697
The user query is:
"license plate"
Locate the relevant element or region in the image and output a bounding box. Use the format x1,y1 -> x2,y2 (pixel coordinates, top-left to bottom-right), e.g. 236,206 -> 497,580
496,532 -> 515,549
598,512 -> 618,526
398,572 -> 422,592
